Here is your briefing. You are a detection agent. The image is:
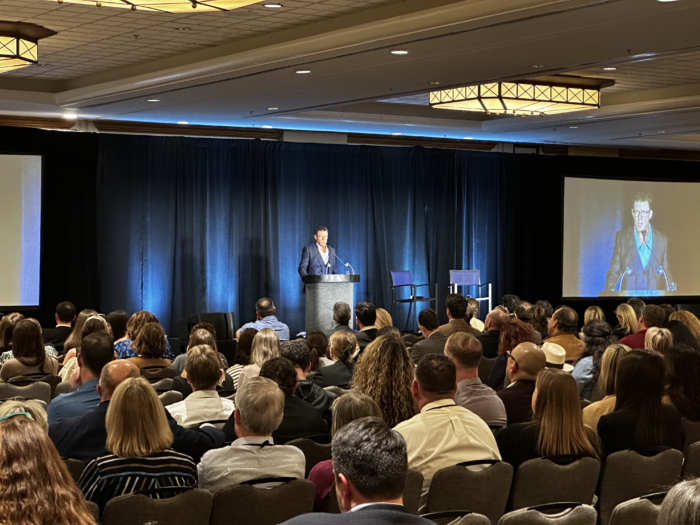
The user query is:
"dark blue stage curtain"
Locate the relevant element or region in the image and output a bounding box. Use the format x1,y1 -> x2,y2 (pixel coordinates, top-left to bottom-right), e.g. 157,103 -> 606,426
96,135 -> 513,334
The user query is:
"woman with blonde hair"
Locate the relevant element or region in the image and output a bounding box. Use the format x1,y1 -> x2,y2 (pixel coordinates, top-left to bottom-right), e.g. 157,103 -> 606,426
312,330 -> 357,389
583,306 -> 606,326
669,310 -> 700,347
351,335 -> 417,427
80,377 -> 197,514
582,343 -> 631,431
0,413 -> 95,525
374,308 -> 393,329
238,328 -> 280,388
497,369 -> 599,472
645,327 -> 673,355
613,303 -> 638,340
0,400 -> 49,433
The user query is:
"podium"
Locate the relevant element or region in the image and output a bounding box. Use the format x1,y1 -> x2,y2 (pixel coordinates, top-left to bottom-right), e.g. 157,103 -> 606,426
303,275 -> 361,334
598,290 -> 669,298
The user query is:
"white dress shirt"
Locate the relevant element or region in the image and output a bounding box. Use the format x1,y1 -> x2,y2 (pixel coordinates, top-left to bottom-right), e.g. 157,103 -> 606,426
166,390 -> 235,427
317,243 -> 329,265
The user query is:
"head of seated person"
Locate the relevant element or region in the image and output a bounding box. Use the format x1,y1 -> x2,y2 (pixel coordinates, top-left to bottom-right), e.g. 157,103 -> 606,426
306,331 -> 328,372
98,360 -> 141,402
376,326 -> 401,340
375,308 -> 393,329
445,332 -> 482,377
446,293 -> 468,321
412,354 -> 457,410
106,310 -> 128,341
260,357 -> 297,397
0,400 -> 48,433
658,478 -> 700,525
645,326 -> 673,356
130,322 -> 169,365
331,391 -> 381,437
233,376 -> 285,438
281,339 -> 313,380
332,302 -> 351,328
250,328 -> 281,367
328,331 -> 356,363
185,345 -> 223,392
355,302 -> 376,330
79,331 -> 116,383
0,312 -> 24,351
507,342 -> 546,383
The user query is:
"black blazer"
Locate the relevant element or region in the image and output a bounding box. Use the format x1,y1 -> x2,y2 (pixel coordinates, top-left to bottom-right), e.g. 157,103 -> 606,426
323,324 -> 359,340
355,329 -> 378,360
497,379 -> 536,425
312,360 -> 354,389
410,331 -> 448,363
605,226 -> 673,291
42,325 -> 72,346
281,504 -> 435,524
478,330 -> 501,359
597,404 -> 684,458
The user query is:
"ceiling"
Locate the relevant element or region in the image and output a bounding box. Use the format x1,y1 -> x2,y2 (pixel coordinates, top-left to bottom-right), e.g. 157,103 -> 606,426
3,0 -> 700,151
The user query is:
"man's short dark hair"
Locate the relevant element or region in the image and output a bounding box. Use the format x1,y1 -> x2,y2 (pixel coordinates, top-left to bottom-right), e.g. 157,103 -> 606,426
515,301 -> 533,321
415,354 -> 456,395
256,297 -> 276,318
535,300 -> 553,318
315,226 -> 329,235
553,306 -> 579,334
627,298 -> 646,320
332,417 -> 407,501
192,322 -> 216,338
445,294 -> 468,320
355,302 -> 376,327
260,357 -> 297,396
502,294 -> 520,313
333,302 -> 351,326
56,302 -> 76,324
642,305 -> 665,329
418,309 -> 439,331
280,339 -> 311,371
80,332 -> 114,376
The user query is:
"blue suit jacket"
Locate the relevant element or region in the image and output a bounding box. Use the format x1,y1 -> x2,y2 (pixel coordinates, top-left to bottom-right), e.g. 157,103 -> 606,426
299,244 -> 338,277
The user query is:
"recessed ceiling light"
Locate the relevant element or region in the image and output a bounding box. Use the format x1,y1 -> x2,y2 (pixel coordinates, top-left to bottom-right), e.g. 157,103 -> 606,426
264,3 -> 283,7
603,67 -> 617,71
262,125 -> 274,129
391,132 -> 402,136
532,64 -> 546,68
430,81 -> 441,85
657,0 -> 679,3
147,99 -> 160,102
463,137 -> 474,140
658,130 -> 667,133
175,27 -> 191,31
267,107 -> 279,111
391,50 -> 409,56
62,113 -> 77,120
569,126 -> 579,129
295,70 -> 311,74
177,121 -> 189,125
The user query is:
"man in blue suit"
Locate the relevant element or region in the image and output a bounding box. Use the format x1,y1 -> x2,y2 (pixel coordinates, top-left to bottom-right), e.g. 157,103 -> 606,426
298,226 -> 339,277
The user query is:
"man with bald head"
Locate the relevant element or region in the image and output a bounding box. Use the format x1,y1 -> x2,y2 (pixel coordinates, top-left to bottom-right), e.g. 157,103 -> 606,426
477,308 -> 509,359
497,342 -> 546,424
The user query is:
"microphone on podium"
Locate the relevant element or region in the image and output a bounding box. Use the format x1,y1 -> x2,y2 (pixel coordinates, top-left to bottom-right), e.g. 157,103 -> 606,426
332,250 -> 355,275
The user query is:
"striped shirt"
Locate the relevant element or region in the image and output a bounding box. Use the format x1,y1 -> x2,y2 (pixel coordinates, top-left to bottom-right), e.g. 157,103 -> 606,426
79,449 -> 197,514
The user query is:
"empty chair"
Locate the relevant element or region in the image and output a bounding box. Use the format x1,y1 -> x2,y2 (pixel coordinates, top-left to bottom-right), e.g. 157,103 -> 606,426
390,270 -> 438,332
328,469 -> 424,515
422,510 -> 491,525
62,457 -> 85,483
101,488 -> 213,525
682,442 -> 700,478
151,377 -> 174,391
210,479 -> 314,525
287,437 -> 333,478
608,493 -> 666,525
424,460 -> 514,524
0,382 -> 51,405
86,501 -> 100,522
597,449 -> 683,525
159,390 -> 184,407
498,503 -> 597,525
510,456 -> 600,510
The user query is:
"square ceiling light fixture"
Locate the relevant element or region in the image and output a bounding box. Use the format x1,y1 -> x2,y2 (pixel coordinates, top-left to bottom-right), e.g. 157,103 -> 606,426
0,22 -> 56,74
430,75 -> 614,116
54,0 -> 259,12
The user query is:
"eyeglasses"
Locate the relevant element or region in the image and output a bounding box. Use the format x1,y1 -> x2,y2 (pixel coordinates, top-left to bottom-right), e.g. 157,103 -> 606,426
632,210 -> 650,218
506,350 -> 518,368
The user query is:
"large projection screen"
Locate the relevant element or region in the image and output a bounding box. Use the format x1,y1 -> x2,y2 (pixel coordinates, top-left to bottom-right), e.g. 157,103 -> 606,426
563,177 -> 699,298
0,155 -> 41,307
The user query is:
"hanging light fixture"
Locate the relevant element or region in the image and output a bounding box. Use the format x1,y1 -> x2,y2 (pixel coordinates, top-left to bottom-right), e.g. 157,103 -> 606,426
0,22 -> 56,74
54,0 -> 260,12
429,76 -> 614,116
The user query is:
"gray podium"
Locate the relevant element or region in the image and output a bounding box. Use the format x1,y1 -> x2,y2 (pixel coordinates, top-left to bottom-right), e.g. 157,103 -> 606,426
302,275 -> 361,334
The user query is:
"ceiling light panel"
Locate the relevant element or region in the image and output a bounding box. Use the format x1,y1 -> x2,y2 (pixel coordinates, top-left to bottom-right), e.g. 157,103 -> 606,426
50,0 -> 261,13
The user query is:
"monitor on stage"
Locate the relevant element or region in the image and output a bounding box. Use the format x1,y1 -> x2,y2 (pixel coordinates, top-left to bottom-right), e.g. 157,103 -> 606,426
0,155 -> 42,308
563,176 -> 700,298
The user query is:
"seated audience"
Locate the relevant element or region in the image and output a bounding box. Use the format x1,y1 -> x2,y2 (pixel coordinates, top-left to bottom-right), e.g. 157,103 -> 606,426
172,323 -> 228,373
541,342 -> 573,373
613,303 -> 638,340
0,319 -> 59,381
62,309 -> 98,358
627,297 -> 646,320
468,297 -> 485,332
226,327 -> 257,389
514,302 -> 542,344
48,332 -> 114,425
501,294 -> 520,316
410,309 -> 448,364
669,310 -> 700,348
582,344 -> 632,431
597,350 -> 684,457
59,315 -> 113,383
530,305 -> 548,337
478,308 -> 509,359
619,304 -> 664,349
0,317 -> 59,366
306,330 -> 330,371
645,326 -> 673,355
283,417 -> 435,525
105,310 -> 129,344
0,399 -> 49,432
324,301 -> 358,339
664,344 -> 700,421
0,413 -> 95,525
312,331 -> 356,389
0,313 -> 24,354
536,300 -> 554,320
353,302 -> 378,359
395,354 -> 500,503
445,332 -> 507,428
198,377 -> 305,493
572,320 -> 617,401
236,297 -> 290,341
439,293 -> 481,338
486,319 -> 534,391
126,321 -> 172,369
167,345 -> 235,426
172,329 -> 233,398
375,308 -> 393,329
115,310 -> 175,360
308,392 -> 382,512
546,307 -> 585,362
497,342 -> 546,424
79,377 -> 198,515
667,320 -> 700,352
659,304 -> 677,327
583,306 -> 605,325
658,478 -> 700,525
497,369 -> 599,473
238,328 -> 280,388
377,326 -> 402,339
42,301 -> 76,347
352,336 -> 417,427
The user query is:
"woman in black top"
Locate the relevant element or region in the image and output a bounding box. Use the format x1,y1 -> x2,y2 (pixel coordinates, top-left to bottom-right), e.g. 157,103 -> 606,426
312,331 -> 356,390
665,344 -> 700,421
597,350 -> 684,458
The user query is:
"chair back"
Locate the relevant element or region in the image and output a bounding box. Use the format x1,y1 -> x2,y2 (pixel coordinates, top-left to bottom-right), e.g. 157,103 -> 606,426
681,417 -> 700,452
422,510 -> 491,525
597,449 -> 683,525
8,374 -> 61,398
390,271 -> 413,287
62,458 -> 85,483
140,367 -> 179,382
0,381 -> 51,405
425,460 -> 514,524
683,441 -> 700,478
102,488 -> 212,525
328,468 -> 423,515
151,377 -> 174,392
86,501 -> 100,521
498,503 -> 597,525
450,270 -> 481,286
287,437 -> 333,477
511,456 -> 600,510
608,493 -> 666,525
159,390 -> 184,407
478,357 -> 497,384
210,479 -> 314,525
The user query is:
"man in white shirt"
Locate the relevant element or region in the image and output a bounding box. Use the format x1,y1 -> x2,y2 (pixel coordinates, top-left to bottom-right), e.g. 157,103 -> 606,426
197,376 -> 305,493
394,354 -> 501,503
167,345 -> 234,426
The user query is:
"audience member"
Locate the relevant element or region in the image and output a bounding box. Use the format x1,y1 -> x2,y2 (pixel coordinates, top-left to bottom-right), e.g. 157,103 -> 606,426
172,329 -> 233,398
501,294 -> 520,316
0,399 -> 48,432
0,319 -> 59,381
354,302 -> 378,358
377,326 -> 402,339
582,344 -> 631,431
351,336 -> 417,427
63,308 -> 97,356
126,321 -> 172,369
597,350 -> 683,457
497,342 -> 546,424
445,332 -> 507,428
238,328 -> 280,389
312,331 -> 356,389
410,309 -> 448,363
620,304 -> 665,349
514,301 -> 542,344
42,301 -> 76,346
324,302 -> 358,339
486,319 -> 534,391
79,377 -> 198,515
664,344 -> 700,421
645,326 -> 673,355
541,342 -> 573,373
172,324 -> 228,374
375,308 -> 393,329
572,320 -> 617,401
659,304 -> 677,327
0,414 -> 95,525
115,310 -> 175,360
236,297 -> 290,340
497,369 -> 599,473
59,315 -> 112,382
395,354 -> 500,503
626,297 -> 646,320
48,332 -> 114,424
306,330 -> 330,371
467,297 -> 485,332
669,310 -> 700,348
536,300 -> 554,320
283,418 -> 435,525
0,317 -> 59,366
530,305 -> 548,335
478,308 -> 509,359
439,294 -> 481,338
167,345 -> 235,426
667,320 -> 700,352
198,376 -> 305,493
226,327 -> 257,389
658,478 -> 700,525
308,392 -> 382,512
105,310 -> 129,343
583,306 -> 605,325
613,303 -> 638,339
546,307 -> 585,362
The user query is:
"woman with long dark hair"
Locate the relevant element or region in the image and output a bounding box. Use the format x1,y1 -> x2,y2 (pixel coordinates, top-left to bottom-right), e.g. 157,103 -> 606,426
664,344 -> 700,421
486,319 -> 535,391
0,320 -> 59,381
666,321 -> 700,352
306,331 -> 329,372
572,320 -> 617,400
226,328 -> 257,390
